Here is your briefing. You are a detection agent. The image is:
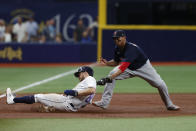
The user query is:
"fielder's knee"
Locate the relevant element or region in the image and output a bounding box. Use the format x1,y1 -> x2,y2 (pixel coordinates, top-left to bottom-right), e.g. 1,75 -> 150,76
151,79 -> 166,89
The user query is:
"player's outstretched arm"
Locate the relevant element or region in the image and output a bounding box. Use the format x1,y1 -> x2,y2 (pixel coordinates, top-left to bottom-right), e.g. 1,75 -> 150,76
97,77 -> 112,85
100,57 -> 119,66
97,69 -> 123,86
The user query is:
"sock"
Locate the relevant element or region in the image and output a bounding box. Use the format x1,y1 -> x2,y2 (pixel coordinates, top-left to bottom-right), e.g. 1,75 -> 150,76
13,95 -> 35,104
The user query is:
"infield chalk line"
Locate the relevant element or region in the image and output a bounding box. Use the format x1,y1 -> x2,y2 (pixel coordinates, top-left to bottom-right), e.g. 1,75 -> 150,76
0,63 -> 97,98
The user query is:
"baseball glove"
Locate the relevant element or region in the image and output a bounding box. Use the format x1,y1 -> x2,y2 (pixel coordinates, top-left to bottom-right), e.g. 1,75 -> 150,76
97,77 -> 112,85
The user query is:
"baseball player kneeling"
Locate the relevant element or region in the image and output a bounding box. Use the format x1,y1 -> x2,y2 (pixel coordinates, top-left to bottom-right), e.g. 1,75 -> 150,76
6,66 -> 96,112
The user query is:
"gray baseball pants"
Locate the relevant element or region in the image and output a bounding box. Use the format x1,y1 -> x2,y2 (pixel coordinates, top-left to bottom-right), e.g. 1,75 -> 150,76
101,60 -> 174,108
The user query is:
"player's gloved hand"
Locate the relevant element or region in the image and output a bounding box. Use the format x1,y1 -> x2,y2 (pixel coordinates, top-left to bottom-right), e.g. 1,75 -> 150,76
64,90 -> 78,96
97,77 -> 112,86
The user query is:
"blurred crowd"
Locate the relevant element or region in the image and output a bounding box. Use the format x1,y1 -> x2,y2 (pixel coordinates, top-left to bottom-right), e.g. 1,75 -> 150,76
0,16 -> 98,44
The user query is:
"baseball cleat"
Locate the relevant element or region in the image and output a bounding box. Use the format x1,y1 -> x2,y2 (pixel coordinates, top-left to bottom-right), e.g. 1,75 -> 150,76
6,88 -> 15,104
167,105 -> 180,111
92,101 -> 108,109
37,105 -> 56,113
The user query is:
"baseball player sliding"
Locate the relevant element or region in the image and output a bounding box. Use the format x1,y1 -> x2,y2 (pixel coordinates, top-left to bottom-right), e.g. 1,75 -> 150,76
6,66 -> 96,112
93,30 -> 180,111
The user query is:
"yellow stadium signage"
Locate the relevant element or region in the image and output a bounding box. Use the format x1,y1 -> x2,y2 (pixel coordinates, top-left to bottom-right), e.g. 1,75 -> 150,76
0,46 -> 22,61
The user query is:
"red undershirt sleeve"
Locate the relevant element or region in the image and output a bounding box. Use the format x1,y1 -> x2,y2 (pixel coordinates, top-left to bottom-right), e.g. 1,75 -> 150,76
118,62 -> 131,72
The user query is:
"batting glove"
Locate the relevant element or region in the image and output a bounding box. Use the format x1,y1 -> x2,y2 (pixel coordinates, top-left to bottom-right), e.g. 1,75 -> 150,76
64,90 -> 78,96
97,77 -> 112,86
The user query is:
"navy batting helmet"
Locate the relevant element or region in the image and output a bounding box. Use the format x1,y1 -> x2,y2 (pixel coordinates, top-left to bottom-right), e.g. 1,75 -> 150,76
74,66 -> 94,77
112,30 -> 126,40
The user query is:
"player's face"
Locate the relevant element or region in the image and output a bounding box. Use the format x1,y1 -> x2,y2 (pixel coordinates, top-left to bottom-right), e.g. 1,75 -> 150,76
78,72 -> 85,81
113,36 -> 126,48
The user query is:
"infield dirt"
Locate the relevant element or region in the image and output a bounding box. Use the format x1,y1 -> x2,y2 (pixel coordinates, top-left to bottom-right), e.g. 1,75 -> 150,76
0,93 -> 196,118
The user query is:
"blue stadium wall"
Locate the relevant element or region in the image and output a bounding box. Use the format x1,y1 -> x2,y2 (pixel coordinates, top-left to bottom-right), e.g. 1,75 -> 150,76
102,29 -> 196,62
0,0 -> 196,63
1,28 -> 196,63
0,43 -> 97,63
0,0 -> 98,63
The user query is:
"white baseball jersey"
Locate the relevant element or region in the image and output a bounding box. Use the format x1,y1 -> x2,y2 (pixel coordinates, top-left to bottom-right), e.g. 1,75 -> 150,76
70,76 -> 96,109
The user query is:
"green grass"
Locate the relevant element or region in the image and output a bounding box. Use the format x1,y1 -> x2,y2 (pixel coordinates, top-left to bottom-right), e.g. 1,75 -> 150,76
0,116 -> 196,131
114,65 -> 196,93
0,65 -> 196,131
0,65 -> 196,93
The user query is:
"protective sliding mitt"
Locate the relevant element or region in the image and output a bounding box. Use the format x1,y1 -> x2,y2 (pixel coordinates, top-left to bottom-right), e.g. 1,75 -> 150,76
64,90 -> 78,96
97,77 -> 112,85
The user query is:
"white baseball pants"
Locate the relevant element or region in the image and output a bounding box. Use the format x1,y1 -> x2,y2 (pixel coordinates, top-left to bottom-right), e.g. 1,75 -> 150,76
34,94 -> 77,112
